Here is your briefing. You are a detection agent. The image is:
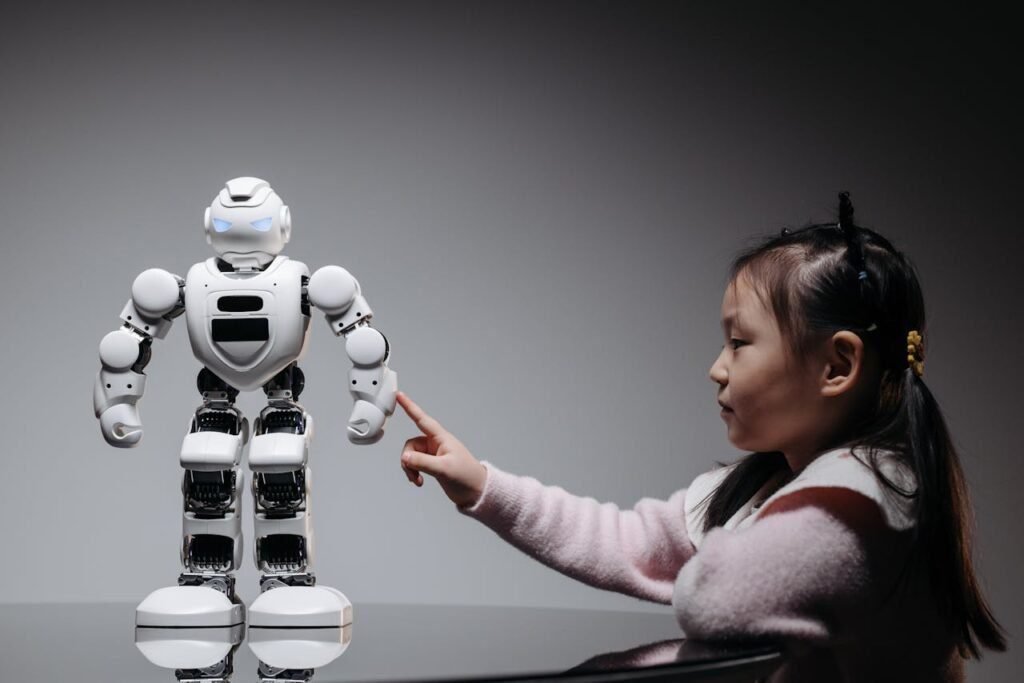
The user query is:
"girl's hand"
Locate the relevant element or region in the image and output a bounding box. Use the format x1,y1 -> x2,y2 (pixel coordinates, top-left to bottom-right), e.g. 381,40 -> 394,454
397,391 -> 487,508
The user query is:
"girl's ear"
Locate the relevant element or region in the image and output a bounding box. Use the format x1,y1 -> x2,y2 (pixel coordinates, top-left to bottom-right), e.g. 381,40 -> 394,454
820,331 -> 864,398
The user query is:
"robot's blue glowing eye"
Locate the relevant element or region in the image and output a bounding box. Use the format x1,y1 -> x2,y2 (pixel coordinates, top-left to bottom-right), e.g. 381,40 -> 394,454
212,218 -> 232,233
251,217 -> 274,231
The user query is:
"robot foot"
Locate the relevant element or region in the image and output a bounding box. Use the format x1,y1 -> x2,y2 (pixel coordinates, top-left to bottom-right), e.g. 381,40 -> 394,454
136,585 -> 245,628
249,585 -> 352,629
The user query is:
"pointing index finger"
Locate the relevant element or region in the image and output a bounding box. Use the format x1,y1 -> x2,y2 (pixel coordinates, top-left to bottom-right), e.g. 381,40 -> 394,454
396,391 -> 446,437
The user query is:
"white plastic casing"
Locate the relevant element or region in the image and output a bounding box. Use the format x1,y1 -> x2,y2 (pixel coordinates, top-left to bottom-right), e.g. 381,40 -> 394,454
98,329 -> 141,370
120,299 -> 176,339
345,326 -> 387,366
308,265 -> 377,334
132,268 -> 182,318
307,265 -> 357,315
93,369 -> 146,446
180,430 -> 245,471
136,586 -> 244,627
248,585 -> 352,628
249,434 -> 307,472
204,177 -> 291,269
183,256 -> 311,391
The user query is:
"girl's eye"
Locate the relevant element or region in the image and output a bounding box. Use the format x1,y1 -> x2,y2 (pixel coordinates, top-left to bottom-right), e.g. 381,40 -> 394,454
730,338 -> 747,349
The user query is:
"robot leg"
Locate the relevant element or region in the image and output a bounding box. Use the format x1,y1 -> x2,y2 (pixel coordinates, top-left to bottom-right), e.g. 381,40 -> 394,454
136,368 -> 247,629
249,364 -> 314,590
179,369 -> 247,594
248,365 -> 351,629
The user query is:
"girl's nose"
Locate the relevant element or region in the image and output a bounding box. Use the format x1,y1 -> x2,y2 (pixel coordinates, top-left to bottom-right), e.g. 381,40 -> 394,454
709,348 -> 728,386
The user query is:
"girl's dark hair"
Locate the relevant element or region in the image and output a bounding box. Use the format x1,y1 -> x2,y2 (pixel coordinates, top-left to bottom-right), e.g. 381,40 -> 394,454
701,193 -> 1006,658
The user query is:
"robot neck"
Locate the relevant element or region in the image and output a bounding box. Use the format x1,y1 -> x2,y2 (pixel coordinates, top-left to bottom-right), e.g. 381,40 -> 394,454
216,255 -> 279,274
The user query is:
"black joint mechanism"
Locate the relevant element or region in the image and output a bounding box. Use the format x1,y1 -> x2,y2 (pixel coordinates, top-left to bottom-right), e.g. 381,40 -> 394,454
184,470 -> 237,515
178,571 -> 237,598
258,661 -> 314,682
260,410 -> 305,435
254,470 -> 306,514
193,410 -> 242,434
300,275 -> 311,317
257,535 -> 310,575
263,363 -> 305,400
131,336 -> 153,373
197,367 -> 240,403
183,535 -> 235,574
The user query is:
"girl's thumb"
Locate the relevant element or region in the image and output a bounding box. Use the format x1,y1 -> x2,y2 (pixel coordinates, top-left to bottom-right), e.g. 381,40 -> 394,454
403,449 -> 441,476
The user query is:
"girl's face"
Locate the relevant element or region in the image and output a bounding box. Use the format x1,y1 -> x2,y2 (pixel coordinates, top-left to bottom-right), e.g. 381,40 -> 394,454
708,274 -> 825,465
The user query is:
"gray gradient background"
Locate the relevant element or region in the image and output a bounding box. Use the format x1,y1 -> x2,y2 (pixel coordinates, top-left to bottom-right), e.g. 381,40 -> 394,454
1,1 -> 1019,679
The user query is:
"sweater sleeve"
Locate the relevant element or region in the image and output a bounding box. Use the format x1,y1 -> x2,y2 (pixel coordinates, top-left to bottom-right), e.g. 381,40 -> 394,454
457,461 -> 697,604
672,487 -> 890,646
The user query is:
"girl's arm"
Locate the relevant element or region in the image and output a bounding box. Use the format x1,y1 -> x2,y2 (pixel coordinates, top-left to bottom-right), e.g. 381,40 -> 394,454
395,392 -> 696,604
673,487 -> 898,645
458,460 -> 696,604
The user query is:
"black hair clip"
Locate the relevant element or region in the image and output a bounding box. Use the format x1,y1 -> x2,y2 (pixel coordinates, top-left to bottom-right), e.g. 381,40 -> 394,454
837,191 -> 868,281
836,192 -> 879,332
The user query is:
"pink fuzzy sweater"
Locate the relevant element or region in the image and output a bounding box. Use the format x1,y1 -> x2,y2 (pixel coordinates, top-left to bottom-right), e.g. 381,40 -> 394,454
457,447 -> 964,682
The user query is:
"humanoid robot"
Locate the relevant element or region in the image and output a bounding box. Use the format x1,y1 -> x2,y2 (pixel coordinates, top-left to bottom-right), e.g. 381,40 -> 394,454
94,177 -> 397,629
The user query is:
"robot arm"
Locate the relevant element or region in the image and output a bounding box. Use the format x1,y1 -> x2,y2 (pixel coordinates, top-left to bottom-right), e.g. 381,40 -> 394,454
306,265 -> 397,444
94,268 -> 185,447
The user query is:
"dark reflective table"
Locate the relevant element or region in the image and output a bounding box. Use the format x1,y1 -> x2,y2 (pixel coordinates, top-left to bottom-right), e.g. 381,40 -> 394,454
0,602 -> 783,682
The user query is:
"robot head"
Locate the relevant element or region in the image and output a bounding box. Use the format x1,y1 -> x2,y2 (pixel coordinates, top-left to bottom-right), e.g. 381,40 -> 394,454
204,177 -> 292,268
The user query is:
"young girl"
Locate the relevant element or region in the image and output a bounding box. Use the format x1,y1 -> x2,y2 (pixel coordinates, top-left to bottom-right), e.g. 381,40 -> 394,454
396,194 -> 1006,682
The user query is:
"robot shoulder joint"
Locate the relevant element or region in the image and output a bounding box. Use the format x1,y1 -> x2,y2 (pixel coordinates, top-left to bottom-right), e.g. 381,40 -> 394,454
307,265 -> 359,315
131,268 -> 184,318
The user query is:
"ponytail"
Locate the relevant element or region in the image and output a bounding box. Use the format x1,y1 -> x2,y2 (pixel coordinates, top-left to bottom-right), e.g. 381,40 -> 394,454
901,366 -> 1007,657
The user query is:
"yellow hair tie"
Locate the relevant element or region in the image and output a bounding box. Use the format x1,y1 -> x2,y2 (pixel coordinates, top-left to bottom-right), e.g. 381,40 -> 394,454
906,330 -> 924,378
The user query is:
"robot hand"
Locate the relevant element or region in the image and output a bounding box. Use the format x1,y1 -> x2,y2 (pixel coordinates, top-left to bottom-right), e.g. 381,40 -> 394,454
95,327 -> 151,448
344,328 -> 397,445
99,403 -> 144,447
347,400 -> 388,445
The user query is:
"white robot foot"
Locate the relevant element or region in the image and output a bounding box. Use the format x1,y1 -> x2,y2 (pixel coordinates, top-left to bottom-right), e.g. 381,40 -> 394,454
136,585 -> 245,628
248,585 -> 352,629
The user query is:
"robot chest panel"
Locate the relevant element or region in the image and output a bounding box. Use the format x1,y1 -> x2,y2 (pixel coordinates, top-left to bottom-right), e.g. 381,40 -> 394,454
184,258 -> 311,391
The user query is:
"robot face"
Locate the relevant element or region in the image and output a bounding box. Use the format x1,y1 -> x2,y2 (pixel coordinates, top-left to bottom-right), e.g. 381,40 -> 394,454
204,177 -> 292,268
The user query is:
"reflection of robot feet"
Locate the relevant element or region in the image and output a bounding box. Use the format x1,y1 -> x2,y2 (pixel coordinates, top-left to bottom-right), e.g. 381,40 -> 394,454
135,623 -> 244,680
249,585 -> 352,628
134,621 -> 349,683
136,585 -> 245,628
251,624 -> 352,682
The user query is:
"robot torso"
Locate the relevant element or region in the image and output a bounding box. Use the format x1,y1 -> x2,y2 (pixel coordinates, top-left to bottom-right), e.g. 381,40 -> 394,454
184,255 -> 311,391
